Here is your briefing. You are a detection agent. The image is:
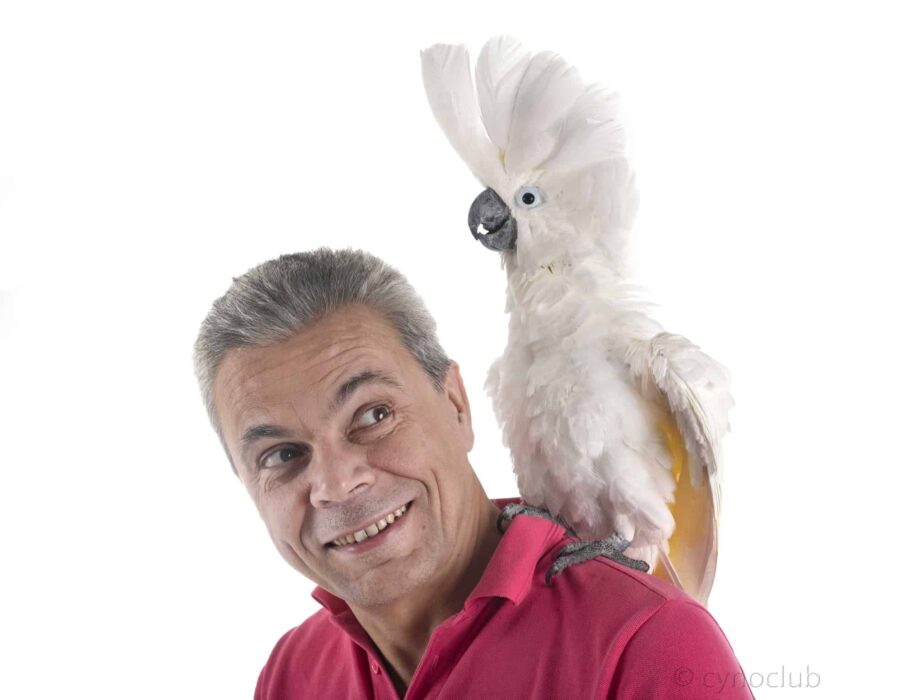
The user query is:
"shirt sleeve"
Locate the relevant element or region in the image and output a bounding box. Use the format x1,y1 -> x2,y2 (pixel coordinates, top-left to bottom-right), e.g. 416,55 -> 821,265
607,598 -> 755,699
253,664 -> 266,700
252,626 -> 298,700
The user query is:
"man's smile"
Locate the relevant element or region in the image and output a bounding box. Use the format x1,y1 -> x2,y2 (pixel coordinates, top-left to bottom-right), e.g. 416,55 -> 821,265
325,500 -> 414,553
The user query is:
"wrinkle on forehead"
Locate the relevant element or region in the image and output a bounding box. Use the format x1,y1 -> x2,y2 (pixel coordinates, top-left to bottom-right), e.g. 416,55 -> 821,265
213,306 -> 411,443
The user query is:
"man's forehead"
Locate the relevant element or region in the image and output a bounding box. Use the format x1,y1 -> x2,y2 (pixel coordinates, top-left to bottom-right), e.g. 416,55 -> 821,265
213,308 -> 412,428
219,342 -> 392,408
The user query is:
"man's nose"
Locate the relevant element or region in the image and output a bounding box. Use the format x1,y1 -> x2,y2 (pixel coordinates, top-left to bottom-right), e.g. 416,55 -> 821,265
307,440 -> 375,507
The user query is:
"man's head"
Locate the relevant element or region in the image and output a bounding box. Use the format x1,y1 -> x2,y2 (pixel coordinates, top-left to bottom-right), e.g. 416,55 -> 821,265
194,248 -> 452,462
194,249 -> 491,608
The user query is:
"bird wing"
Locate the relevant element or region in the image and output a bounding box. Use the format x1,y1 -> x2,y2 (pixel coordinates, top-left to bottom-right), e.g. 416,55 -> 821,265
624,332 -> 735,606
420,42 -> 501,187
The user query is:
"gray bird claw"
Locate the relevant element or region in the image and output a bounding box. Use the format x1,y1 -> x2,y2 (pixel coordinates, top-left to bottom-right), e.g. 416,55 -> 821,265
497,503 -> 576,535
546,533 -> 650,586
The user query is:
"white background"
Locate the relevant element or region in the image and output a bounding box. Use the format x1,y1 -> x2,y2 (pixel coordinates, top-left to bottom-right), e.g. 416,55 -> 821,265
2,1 -> 913,698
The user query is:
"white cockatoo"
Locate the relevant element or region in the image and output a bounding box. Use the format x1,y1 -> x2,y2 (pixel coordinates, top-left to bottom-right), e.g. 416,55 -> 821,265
420,36 -> 735,605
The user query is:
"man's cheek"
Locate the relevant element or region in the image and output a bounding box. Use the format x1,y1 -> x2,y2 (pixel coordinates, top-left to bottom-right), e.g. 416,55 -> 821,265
366,432 -> 415,474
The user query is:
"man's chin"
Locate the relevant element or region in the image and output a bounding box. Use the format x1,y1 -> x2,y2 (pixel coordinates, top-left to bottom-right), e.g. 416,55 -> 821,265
328,547 -> 441,610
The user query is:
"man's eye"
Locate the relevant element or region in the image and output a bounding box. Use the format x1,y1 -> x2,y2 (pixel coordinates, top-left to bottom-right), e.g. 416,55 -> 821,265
354,405 -> 391,429
261,446 -> 307,469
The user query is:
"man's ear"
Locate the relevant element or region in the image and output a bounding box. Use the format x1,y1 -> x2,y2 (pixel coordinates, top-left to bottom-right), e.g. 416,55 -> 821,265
443,361 -> 474,451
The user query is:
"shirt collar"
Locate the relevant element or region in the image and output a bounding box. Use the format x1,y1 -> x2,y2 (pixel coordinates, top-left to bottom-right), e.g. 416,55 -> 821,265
463,497 -> 567,606
311,497 -> 569,619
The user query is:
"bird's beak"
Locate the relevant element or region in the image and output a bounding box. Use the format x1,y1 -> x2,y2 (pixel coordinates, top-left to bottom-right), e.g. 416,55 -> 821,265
467,188 -> 516,252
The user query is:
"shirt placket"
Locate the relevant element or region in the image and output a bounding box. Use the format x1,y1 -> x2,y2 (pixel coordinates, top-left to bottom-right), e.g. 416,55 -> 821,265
365,650 -> 401,700
403,606 -> 481,699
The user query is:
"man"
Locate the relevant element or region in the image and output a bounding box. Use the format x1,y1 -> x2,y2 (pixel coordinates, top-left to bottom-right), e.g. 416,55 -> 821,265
194,248 -> 754,699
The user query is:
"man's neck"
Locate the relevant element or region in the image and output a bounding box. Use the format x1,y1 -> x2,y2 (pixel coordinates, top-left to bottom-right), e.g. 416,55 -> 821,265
349,498 -> 503,694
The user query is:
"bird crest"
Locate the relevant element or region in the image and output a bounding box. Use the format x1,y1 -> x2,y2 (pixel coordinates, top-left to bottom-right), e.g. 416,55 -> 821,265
421,36 -> 637,272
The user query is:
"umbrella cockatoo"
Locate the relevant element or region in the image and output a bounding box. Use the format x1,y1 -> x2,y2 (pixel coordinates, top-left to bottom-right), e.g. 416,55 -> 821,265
420,36 -> 735,606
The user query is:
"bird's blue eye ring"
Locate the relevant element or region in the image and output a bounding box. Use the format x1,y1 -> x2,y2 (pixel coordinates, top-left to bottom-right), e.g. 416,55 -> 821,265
515,186 -> 543,209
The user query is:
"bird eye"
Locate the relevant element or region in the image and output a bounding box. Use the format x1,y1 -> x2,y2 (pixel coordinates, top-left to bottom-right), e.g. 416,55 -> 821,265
354,405 -> 391,429
515,186 -> 543,209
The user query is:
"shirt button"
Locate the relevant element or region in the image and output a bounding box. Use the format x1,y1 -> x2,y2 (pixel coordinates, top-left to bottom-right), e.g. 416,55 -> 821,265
370,661 -> 380,674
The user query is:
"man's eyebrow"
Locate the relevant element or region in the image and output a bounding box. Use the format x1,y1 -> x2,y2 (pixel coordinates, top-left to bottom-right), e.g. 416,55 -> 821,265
240,424 -> 292,453
331,369 -> 404,412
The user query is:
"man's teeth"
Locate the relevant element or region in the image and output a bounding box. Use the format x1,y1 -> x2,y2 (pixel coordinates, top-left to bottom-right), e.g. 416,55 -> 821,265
333,504 -> 409,547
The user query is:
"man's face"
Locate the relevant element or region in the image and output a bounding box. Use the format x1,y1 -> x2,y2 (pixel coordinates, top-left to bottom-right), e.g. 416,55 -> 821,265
213,304 -> 477,608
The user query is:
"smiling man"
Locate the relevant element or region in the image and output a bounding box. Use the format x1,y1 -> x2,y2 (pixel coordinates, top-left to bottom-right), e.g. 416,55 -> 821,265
193,248 -> 753,699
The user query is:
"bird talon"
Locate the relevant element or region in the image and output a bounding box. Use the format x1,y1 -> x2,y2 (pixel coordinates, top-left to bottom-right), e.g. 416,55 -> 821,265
497,503 -> 575,535
545,533 -> 650,586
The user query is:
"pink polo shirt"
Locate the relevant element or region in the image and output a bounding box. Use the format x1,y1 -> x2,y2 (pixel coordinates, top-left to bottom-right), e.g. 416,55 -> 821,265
254,499 -> 754,699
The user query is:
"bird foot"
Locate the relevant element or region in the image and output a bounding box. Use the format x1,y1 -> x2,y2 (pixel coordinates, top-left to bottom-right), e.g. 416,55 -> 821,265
497,503 -> 576,536
546,533 -> 650,586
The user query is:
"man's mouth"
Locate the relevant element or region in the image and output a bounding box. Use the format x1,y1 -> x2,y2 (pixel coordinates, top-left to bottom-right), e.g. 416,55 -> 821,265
326,501 -> 413,548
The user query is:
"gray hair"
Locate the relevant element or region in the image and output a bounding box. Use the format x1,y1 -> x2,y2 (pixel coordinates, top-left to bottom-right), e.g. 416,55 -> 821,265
193,248 -> 452,474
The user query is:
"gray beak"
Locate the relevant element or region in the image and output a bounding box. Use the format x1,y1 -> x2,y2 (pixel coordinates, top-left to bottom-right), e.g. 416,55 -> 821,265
467,188 -> 516,252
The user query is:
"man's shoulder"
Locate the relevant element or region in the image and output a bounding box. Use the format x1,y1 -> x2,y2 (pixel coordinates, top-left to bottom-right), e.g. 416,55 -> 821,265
254,608 -> 353,699
445,535 -> 751,698
555,552 -> 730,649
535,537 -> 696,619
527,547 -> 753,698
263,606 -> 349,665
518,537 -> 739,657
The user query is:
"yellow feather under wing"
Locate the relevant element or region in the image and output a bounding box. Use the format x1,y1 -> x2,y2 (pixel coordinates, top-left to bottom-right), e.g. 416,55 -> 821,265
651,416 -> 718,606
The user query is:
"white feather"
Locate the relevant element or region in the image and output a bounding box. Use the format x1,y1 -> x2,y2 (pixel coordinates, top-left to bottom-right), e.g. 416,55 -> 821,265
420,43 -> 501,187
624,332 -> 735,514
475,35 -> 530,153
502,50 -> 587,174
540,84 -> 629,174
